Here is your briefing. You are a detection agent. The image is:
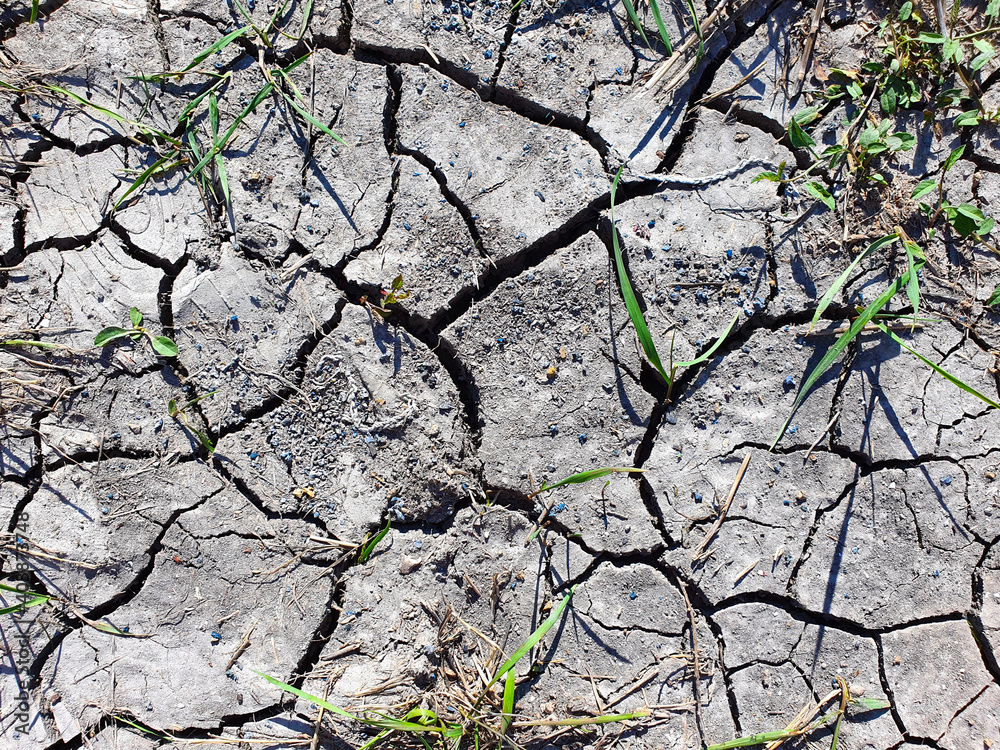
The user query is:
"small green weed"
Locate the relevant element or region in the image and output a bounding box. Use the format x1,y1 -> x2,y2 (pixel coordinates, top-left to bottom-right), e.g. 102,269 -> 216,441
705,677 -> 889,750
526,466 -> 646,542
94,307 -> 178,357
610,166 -> 738,400
256,586 -> 651,748
360,274 -> 411,320
358,519 -> 391,563
167,390 -> 218,453
774,231 -> 1000,448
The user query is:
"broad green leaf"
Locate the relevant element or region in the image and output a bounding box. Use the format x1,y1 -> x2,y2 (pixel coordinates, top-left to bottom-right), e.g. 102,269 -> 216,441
772,259 -> 924,449
791,106 -> 821,126
809,234 -> 897,332
94,327 -> 131,347
751,172 -> 780,183
391,274 -> 404,291
849,696 -> 892,712
943,38 -> 960,62
805,181 -> 835,211
610,166 -> 669,383
954,110 -> 981,127
129,307 -> 143,327
887,132 -> 916,151
789,118 -> 816,149
911,179 -> 937,200
167,399 -> 179,417
918,32 -> 945,43
846,80 -> 864,100
957,203 -> 987,221
881,88 -> 898,115
988,283 -> 1000,306
944,144 -> 965,173
978,217 -> 995,236
150,336 -> 178,357
875,322 -> 1000,410
537,467 -> 646,494
897,1 -> 911,20
989,0 -> 1000,21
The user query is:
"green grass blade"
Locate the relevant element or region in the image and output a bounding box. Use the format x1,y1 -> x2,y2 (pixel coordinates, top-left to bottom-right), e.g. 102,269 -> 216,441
274,82 -> 347,146
771,260 -> 925,449
189,427 -> 215,453
256,672 -> 453,734
0,582 -> 45,595
647,0 -> 673,54
514,709 -> 651,727
114,155 -> 172,210
182,26 -> 249,72
359,520 -> 391,562
705,730 -> 800,750
501,668 -> 515,735
902,239 -> 921,331
537,467 -> 645,494
187,82 -> 274,185
480,586 -> 575,700
610,165 -> 669,383
620,0 -> 653,49
874,322 -> 1000,410
0,596 -> 49,615
0,339 -> 65,350
298,0 -> 314,37
179,74 -> 230,123
30,0 -> 38,23
809,234 -> 897,332
43,85 -> 127,124
684,0 -> 704,59
674,312 -> 739,368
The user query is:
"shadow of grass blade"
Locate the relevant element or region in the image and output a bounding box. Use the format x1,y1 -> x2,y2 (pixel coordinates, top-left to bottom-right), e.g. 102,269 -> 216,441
771,259 -> 925,449
620,0 -> 653,49
610,166 -> 669,383
809,234 -> 897,332
874,321 -> 1000,409
476,586 -> 576,705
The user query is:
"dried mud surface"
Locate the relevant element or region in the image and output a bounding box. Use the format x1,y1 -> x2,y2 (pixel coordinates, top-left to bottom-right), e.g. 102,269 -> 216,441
2,0 -> 1000,748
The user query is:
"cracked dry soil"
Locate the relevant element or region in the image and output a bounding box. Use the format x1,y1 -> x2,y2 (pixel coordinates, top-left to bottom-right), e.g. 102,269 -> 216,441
2,0 -> 1000,747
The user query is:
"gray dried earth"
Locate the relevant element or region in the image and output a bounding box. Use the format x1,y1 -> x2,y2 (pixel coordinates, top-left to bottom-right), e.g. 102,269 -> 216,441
1,0 -> 1000,748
